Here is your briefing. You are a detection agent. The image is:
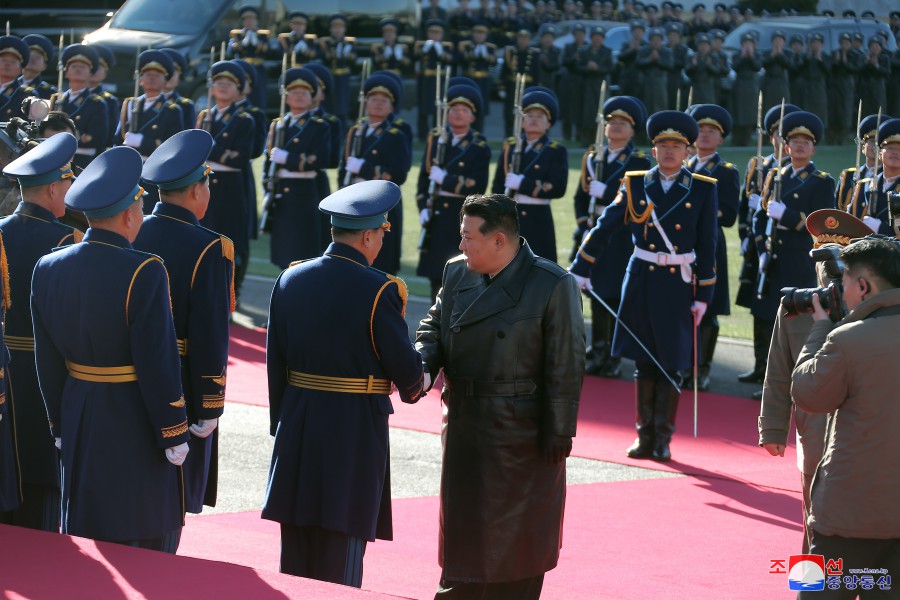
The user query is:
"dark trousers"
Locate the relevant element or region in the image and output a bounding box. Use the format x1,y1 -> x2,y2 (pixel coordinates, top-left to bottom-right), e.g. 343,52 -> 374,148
9,483 -> 60,532
280,523 -> 367,588
799,532 -> 900,599
114,527 -> 182,554
436,573 -> 544,599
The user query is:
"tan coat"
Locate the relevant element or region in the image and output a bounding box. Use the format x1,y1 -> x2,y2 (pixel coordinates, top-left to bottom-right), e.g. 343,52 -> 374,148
792,288 -> 900,539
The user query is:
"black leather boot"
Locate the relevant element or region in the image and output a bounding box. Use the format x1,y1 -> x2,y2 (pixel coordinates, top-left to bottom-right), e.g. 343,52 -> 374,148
652,375 -> 680,462
586,299 -> 612,375
738,317 -> 770,383
697,322 -> 718,392
626,375 -> 656,459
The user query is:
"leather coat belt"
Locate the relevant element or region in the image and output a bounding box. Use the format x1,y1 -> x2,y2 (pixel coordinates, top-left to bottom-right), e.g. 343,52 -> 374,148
446,377 -> 537,397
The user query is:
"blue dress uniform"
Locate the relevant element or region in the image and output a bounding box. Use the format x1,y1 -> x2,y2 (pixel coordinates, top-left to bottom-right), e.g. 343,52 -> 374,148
570,111 -> 718,462
0,229 -> 14,515
31,147 -> 190,551
198,61 -> 255,297
20,35 -> 57,101
491,88 -> 568,262
338,74 -> 411,275
263,68 -> 331,268
90,45 -> 121,149
263,181 -> 424,586
135,130 -> 234,514
0,133 -> 82,530
319,14 -> 356,123
845,118 -> 900,236
278,12 -> 323,65
372,18 -> 412,76
415,84 -> 491,297
458,24 -> 497,132
0,36 -> 37,121
227,6 -> 270,110
160,49 -> 197,131
57,45 -> 109,171
836,114 -> 892,211
233,58 -> 268,240
415,21 -> 455,141
751,112 -> 836,322
573,97 -> 649,377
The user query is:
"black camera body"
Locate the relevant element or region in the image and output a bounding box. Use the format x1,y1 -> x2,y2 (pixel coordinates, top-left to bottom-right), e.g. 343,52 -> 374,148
780,246 -> 847,323
888,191 -> 900,223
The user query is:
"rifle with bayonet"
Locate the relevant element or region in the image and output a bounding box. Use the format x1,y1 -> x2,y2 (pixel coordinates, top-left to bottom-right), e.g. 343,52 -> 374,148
757,99 -> 785,300
342,59 -> 371,188
418,65 -> 451,252
50,33 -> 64,112
201,46 -> 216,132
259,52 -> 289,234
866,107 -> 883,219
503,73 -> 526,196
587,80 -> 608,229
128,46 -> 141,136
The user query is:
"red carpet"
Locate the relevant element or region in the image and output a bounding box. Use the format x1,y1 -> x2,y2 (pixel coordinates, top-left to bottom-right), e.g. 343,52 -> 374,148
179,478 -> 803,599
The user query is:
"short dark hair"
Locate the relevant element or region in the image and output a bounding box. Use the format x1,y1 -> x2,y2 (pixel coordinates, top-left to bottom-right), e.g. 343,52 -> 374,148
38,111 -> 77,137
331,225 -> 381,242
460,194 -> 519,238
159,175 -> 209,197
840,238 -> 900,289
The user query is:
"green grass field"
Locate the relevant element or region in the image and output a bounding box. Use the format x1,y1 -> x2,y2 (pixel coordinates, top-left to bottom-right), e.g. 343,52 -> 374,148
246,143 -> 855,340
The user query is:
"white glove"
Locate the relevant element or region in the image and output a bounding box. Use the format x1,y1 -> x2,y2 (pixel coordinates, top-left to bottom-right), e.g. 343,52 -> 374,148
243,31 -> 257,47
748,193 -> 761,211
589,180 -> 607,199
429,165 -> 447,184
766,201 -> 785,220
270,147 -> 289,165
433,43 -> 443,57
55,437 -> 61,450
741,236 -> 750,255
691,301 -> 707,323
504,172 -> 524,191
424,40 -> 434,52
758,252 -> 768,274
189,418 -> 219,439
165,442 -> 190,466
295,40 -> 308,54
394,45 -> 404,59
475,44 -> 486,58
863,215 -> 881,233
346,156 -> 365,174
343,43 -> 354,57
419,208 -> 430,226
124,132 -> 144,148
423,370 -> 432,391
572,273 -> 593,291
384,45 -> 393,58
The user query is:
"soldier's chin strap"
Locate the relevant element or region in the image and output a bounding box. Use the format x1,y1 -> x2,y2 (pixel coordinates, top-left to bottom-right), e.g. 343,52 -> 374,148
585,288 -> 682,394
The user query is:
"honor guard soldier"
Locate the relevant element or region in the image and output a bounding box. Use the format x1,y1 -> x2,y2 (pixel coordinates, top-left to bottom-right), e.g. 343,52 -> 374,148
574,96 -> 650,377
761,31 -> 792,107
0,36 -> 38,120
686,104 -> 739,390
415,20 -> 454,141
637,28 -> 673,114
320,13 -> 356,124
262,180 -> 425,586
860,36 -> 890,117
372,18 -> 411,76
570,110 -> 718,462
685,32 -> 724,105
618,21 -> 647,99
491,87 -> 568,262
264,67 -> 331,268
449,0 -> 477,43
227,5 -> 271,109
135,130 -> 234,515
376,69 -> 414,157
233,58 -> 268,241
89,45 -> 122,149
278,12 -> 322,66
751,111 -> 835,386
118,50 -> 185,213
160,49 -> 196,132
846,119 -> 900,235
736,103 -> 800,389
339,73 -> 411,274
421,0 -> 449,37
830,33 -> 861,145
57,44 -> 109,170
0,133 -> 81,531
537,24 -> 562,91
576,26 -> 614,144
501,29 -> 541,137
19,34 -> 57,100
666,23 -> 689,109
686,3 -> 709,41
31,146 -> 190,552
788,34 -> 806,109
560,23 -> 587,140
802,33 -> 830,137
458,22 -> 496,133
499,3 -> 530,46
836,114 -> 891,211
731,32 -> 761,145
416,83 -> 491,301
196,61 -> 255,298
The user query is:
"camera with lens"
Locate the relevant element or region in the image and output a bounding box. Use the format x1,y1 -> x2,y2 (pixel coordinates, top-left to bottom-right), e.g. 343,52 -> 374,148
780,246 -> 846,322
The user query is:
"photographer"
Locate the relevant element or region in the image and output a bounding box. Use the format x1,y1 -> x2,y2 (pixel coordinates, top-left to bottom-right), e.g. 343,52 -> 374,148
792,237 -> 900,594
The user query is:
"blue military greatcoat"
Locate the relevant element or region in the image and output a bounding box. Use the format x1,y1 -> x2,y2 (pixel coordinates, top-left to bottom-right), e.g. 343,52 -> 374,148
133,202 -> 234,513
571,166 -> 719,371
89,85 -> 121,148
845,174 -> 900,235
31,227 -> 189,542
262,242 -> 424,541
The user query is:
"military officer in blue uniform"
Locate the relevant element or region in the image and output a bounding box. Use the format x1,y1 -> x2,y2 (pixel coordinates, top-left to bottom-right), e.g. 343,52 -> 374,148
570,110 -> 719,462
751,111 -> 836,364
846,118 -> 900,236
20,34 -> 57,100
88,45 -> 121,149
573,96 -> 650,378
319,14 -> 356,123
227,5 -> 271,109
0,133 -> 82,531
135,130 -> 234,514
836,114 -> 892,212
491,87 -> 568,262
339,73 -> 411,275
457,23 -> 496,133
372,18 -> 412,76
57,44 -> 108,170
262,180 -> 425,586
377,69 -> 415,163
160,49 -> 197,131
233,58 -> 268,241
31,146 -> 190,551
416,83 -> 491,301
197,61 -> 255,298
735,102 -> 800,389
0,36 -> 38,121
264,67 -> 331,268
686,103 -> 739,391
415,20 -> 455,141
278,12 -> 323,66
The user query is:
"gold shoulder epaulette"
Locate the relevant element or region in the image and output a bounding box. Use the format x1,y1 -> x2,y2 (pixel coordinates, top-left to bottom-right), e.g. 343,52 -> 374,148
815,171 -> 830,178
625,170 -> 648,178
633,150 -> 646,158
304,33 -> 317,41
693,173 -> 717,184
258,29 -> 270,36
548,140 -> 559,148
278,32 -> 291,40
487,42 -> 497,50
386,274 -> 409,317
230,29 -> 242,37
388,127 -> 398,134
345,36 -> 357,44
91,95 -> 103,102
723,161 -> 735,169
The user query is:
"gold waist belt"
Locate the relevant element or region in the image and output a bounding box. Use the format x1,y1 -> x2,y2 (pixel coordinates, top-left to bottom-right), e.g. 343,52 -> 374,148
468,70 -> 489,78
6,335 -> 35,352
242,57 -> 265,65
332,68 -> 350,75
66,361 -> 138,383
423,69 -> 438,76
287,370 -> 392,395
